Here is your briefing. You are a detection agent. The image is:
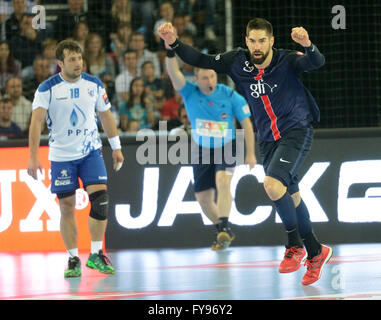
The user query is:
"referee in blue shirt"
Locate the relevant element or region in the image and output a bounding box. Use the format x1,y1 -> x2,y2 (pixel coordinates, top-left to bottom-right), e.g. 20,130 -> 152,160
165,45 -> 256,251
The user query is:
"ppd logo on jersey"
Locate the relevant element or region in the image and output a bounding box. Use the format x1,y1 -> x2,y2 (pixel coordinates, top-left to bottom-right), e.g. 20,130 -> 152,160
68,104 -> 87,136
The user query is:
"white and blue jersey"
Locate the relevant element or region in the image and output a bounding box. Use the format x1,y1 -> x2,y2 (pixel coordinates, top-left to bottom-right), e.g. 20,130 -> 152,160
32,72 -> 111,162
179,82 -> 250,148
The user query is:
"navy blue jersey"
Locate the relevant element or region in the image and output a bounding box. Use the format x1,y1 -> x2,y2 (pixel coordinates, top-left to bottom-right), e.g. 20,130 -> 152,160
170,40 -> 325,141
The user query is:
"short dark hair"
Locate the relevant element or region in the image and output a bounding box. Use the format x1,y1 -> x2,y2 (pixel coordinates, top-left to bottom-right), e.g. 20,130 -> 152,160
123,49 -> 137,58
246,18 -> 273,37
0,94 -> 11,104
141,60 -> 154,69
56,40 -> 82,61
130,31 -> 145,40
117,21 -> 132,30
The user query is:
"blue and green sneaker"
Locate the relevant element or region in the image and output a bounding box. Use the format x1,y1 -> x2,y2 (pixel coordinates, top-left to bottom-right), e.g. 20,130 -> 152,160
86,250 -> 115,274
64,256 -> 81,278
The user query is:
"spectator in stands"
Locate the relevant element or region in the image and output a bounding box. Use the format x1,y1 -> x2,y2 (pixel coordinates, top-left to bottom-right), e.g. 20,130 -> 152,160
72,21 -> 89,52
4,0 -> 28,41
110,0 -> 133,29
169,104 -> 191,136
0,94 -> 24,139
110,0 -> 146,44
151,94 -> 166,131
53,0 -> 87,42
161,87 -> 183,121
5,76 -> 32,133
21,38 -> 57,81
119,77 -> 154,131
182,0 -> 217,40
129,32 -> 161,78
0,0 -> 39,17
83,32 -> 116,83
84,0 -> 152,51
86,0 -> 114,51
178,31 -> 196,82
22,56 -> 50,101
0,40 -> 21,91
153,2 -> 180,64
9,13 -> 43,70
126,119 -> 140,133
173,13 -> 193,39
130,0 -> 156,40
53,0 -> 104,43
141,60 -> 164,101
153,1 -> 175,46
42,38 -> 58,75
115,49 -> 140,106
110,22 -> 132,70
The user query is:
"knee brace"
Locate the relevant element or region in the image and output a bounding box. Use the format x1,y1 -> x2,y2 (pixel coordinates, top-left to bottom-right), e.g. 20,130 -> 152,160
89,190 -> 109,221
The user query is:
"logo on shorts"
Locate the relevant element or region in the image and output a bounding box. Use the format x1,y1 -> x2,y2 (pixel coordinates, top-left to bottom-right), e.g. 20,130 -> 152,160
55,169 -> 72,186
280,157 -> 292,164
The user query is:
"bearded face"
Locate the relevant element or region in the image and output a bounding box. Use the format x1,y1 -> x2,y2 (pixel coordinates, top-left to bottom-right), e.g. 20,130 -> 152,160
245,29 -> 274,66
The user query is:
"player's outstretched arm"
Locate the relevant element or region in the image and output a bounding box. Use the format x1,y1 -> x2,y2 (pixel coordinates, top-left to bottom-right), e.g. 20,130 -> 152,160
165,50 -> 186,92
290,27 -> 325,71
158,22 -> 231,74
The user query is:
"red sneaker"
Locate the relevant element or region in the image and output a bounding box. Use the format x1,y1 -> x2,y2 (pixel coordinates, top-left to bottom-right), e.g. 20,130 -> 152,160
302,244 -> 332,285
278,246 -> 307,273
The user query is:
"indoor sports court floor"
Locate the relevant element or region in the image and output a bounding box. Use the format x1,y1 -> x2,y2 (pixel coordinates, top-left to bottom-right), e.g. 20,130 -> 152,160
1,243 -> 381,300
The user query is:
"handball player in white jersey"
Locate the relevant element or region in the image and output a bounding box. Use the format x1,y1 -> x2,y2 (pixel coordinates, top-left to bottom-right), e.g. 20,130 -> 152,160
27,40 -> 124,277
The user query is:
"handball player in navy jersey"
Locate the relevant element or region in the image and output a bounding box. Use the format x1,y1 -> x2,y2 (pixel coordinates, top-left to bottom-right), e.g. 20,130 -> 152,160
158,18 -> 332,285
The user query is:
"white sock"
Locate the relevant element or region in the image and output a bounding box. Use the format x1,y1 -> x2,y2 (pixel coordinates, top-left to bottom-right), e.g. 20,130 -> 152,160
91,241 -> 103,254
68,248 -> 78,258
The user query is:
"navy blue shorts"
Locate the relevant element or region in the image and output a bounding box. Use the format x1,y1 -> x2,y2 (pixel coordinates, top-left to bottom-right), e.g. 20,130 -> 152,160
50,148 -> 108,195
258,126 -> 313,195
192,142 -> 236,193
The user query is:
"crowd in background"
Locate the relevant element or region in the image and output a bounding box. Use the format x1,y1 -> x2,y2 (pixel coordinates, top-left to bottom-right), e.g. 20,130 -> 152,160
0,0 -> 220,139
